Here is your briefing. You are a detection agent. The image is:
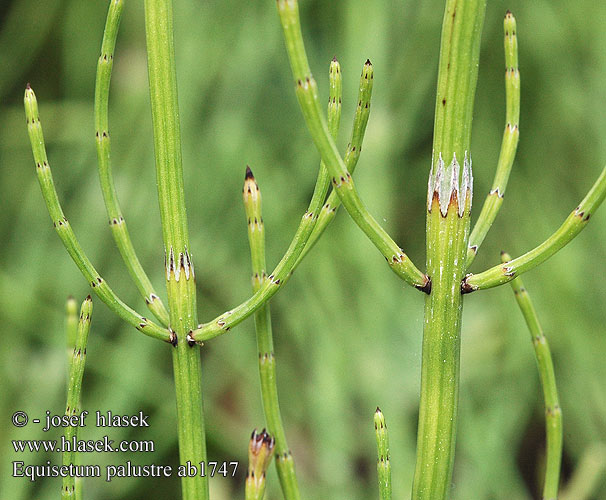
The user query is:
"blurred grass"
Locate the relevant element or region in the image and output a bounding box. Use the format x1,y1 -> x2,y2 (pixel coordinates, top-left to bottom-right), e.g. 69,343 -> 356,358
1,0 -> 606,499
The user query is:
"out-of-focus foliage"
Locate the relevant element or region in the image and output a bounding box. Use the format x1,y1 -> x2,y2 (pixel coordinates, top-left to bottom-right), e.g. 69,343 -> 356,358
1,1 -> 605,499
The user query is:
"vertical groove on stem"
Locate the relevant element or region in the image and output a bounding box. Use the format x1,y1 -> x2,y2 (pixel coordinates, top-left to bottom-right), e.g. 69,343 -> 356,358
143,0 -> 208,498
414,1 -> 486,498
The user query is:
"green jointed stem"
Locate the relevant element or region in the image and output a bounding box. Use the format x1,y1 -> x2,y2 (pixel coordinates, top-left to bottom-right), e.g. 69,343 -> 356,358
467,11 -> 520,266
24,86 -> 171,343
95,0 -> 169,326
63,296 -> 92,500
463,164 -> 606,292
190,58 -> 345,344
275,0 -> 428,291
413,1 -> 485,499
502,252 -> 562,500
374,408 -> 392,500
143,1 -> 208,499
244,169 -> 301,500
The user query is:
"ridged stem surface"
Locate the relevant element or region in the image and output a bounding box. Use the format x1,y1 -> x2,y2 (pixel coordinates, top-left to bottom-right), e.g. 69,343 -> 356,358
413,1 -> 485,498
143,0 -> 208,498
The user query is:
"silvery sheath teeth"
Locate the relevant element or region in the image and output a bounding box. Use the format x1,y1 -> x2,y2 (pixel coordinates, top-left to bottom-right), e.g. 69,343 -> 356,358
428,151 -> 473,217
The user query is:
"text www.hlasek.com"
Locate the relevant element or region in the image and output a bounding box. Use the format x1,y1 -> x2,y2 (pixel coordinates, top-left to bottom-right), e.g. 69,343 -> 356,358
12,436 -> 154,454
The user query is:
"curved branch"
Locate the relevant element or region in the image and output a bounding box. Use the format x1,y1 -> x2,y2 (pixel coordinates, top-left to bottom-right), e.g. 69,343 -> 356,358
24,86 -> 172,343
275,0 -> 428,290
463,165 -> 606,292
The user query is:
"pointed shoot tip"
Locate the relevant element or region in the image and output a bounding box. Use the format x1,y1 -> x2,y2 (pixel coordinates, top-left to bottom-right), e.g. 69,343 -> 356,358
245,165 -> 254,180
365,58 -> 372,66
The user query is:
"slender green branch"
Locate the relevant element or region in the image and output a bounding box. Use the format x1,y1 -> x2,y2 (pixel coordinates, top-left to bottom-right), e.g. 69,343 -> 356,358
63,296 -> 92,500
503,252 -> 562,500
374,408 -> 392,500
296,58 -> 374,264
24,86 -> 172,343
245,429 -> 275,500
95,0 -> 169,326
467,11 -> 520,266
275,0 -> 428,291
463,164 -> 606,292
244,167 -> 301,500
143,0 -> 208,498
190,57 -> 345,344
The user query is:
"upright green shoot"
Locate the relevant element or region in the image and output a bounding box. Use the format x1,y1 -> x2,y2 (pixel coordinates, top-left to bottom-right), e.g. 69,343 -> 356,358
467,11 -> 520,266
413,1 -> 485,498
503,251 -> 562,500
243,166 -> 301,500
63,296 -> 92,500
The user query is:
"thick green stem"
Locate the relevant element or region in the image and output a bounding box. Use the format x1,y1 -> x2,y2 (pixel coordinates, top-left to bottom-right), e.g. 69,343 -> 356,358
413,1 -> 485,498
143,1 -> 208,499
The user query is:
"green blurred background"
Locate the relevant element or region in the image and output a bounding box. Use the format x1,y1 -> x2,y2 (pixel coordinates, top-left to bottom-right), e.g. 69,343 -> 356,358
2,0 -> 606,498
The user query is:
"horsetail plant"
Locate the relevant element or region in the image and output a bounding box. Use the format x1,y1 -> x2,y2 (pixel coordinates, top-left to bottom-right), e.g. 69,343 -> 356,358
24,0 -> 606,498
503,251 -> 562,500
63,296 -> 92,500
